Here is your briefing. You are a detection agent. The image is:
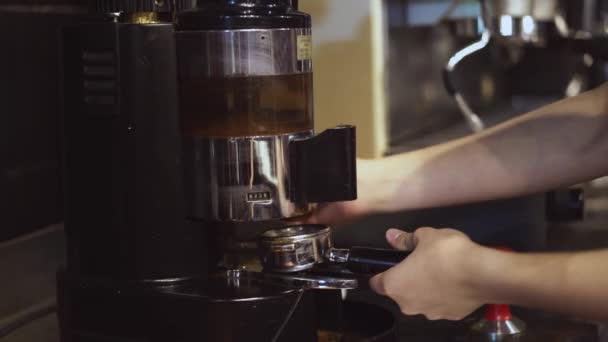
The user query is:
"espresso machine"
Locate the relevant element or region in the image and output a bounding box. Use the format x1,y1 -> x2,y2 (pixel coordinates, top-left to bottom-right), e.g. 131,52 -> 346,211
58,0 -> 401,341
442,0 -> 608,133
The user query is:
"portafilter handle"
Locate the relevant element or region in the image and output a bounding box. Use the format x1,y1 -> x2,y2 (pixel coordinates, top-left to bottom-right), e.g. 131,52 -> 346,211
326,246 -> 410,274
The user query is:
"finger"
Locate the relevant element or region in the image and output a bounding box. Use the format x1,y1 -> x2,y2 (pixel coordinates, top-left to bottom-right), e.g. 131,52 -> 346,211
305,203 -> 331,224
386,228 -> 415,251
306,213 -> 319,224
369,273 -> 387,295
307,203 -> 350,226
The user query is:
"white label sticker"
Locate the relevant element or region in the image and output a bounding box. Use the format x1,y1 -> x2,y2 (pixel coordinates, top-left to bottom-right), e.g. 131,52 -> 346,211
297,35 -> 312,61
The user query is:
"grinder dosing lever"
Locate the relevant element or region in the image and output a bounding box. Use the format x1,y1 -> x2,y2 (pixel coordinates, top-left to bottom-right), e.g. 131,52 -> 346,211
259,224 -> 409,274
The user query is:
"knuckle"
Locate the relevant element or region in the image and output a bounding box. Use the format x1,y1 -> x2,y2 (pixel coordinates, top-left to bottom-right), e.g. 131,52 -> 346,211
415,227 -> 433,236
424,314 -> 438,321
447,313 -> 466,321
442,228 -> 462,237
424,313 -> 441,321
399,305 -> 418,317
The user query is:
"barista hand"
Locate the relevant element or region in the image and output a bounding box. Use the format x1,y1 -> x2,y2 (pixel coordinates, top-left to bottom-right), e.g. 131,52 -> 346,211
370,228 -> 608,322
369,228 -> 485,320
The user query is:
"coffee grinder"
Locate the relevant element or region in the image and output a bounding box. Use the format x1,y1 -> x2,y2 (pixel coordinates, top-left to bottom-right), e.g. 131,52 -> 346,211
58,0 -> 400,341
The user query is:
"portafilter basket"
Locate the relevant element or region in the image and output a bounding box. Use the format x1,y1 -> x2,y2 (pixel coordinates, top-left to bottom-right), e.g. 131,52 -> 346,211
259,224 -> 409,274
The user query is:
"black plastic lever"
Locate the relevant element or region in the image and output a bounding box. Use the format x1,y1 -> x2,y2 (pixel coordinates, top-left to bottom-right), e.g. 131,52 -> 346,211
345,246 -> 410,274
289,125 -> 357,203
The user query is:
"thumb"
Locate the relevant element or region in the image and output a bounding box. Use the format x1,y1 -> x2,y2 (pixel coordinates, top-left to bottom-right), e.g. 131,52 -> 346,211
386,228 -> 416,251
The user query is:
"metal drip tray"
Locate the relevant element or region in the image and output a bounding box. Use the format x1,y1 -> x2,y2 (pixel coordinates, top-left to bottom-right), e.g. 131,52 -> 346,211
163,271 -> 301,302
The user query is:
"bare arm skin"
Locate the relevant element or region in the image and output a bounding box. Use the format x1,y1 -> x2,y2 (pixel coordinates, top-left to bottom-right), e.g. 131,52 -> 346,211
311,84 -> 608,225
310,84 -> 608,321
477,243 -> 608,322
370,228 -> 608,322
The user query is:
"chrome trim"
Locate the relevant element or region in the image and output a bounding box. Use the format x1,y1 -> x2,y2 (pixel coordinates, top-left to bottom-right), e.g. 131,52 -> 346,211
490,0 -> 559,21
141,277 -> 191,284
471,317 -> 526,337
445,30 -> 490,133
227,269 -> 358,290
185,131 -> 314,221
259,224 -> 332,273
325,248 -> 350,264
177,28 -> 312,77
264,273 -> 358,290
261,224 -> 330,241
446,30 -> 491,72
491,15 -> 553,45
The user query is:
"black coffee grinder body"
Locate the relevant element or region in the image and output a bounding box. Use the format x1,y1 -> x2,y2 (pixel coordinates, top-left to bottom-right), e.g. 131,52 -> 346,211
59,1 -> 359,341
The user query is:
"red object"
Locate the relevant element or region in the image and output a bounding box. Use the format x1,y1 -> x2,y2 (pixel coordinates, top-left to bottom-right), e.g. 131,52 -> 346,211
485,246 -> 514,321
471,245 -> 526,337
485,304 -> 513,321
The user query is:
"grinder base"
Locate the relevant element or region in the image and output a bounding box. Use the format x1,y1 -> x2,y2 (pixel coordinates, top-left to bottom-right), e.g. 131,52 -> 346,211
57,270 -> 317,342
57,270 -> 397,342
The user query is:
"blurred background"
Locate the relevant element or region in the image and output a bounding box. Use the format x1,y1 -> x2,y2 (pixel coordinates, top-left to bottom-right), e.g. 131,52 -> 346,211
3,0 -> 608,340
302,0 -> 608,253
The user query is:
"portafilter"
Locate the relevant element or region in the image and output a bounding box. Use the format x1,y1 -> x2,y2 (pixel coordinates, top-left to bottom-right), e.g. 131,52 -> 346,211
258,224 -> 409,274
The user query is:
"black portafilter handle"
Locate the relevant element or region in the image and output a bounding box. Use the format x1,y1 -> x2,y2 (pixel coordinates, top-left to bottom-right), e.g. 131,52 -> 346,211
327,247 -> 410,274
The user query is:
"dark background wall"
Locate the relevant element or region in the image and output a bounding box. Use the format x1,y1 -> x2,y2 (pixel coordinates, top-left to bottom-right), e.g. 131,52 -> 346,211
0,4 -> 84,339
0,0 -> 86,241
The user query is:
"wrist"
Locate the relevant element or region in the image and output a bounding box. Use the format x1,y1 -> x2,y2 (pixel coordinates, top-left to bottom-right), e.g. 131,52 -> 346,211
359,157 -> 415,214
354,158 -> 389,215
462,244 -> 515,305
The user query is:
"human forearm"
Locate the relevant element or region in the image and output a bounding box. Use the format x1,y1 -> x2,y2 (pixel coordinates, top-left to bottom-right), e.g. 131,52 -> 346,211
367,84 -> 608,212
470,247 -> 608,321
